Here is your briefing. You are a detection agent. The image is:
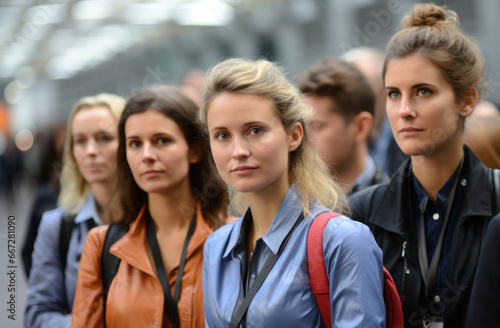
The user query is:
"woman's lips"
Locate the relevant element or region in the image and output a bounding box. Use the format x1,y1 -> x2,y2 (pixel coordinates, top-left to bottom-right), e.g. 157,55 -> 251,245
86,164 -> 104,171
142,170 -> 163,178
231,166 -> 257,175
400,128 -> 423,136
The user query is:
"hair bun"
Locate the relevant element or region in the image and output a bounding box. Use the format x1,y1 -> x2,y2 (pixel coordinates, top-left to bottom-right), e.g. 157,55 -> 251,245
404,3 -> 457,28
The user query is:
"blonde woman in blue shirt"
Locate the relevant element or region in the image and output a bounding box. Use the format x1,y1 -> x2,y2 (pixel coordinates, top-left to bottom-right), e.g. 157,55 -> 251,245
25,94 -> 125,328
199,58 -> 386,327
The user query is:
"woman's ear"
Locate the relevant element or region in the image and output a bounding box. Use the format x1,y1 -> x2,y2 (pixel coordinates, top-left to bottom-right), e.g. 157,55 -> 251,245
460,87 -> 479,117
189,142 -> 204,164
288,122 -> 304,152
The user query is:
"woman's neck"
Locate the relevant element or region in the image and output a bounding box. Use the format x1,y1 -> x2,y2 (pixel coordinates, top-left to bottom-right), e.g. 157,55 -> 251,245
90,182 -> 112,224
411,144 -> 464,201
147,184 -> 196,235
245,179 -> 291,240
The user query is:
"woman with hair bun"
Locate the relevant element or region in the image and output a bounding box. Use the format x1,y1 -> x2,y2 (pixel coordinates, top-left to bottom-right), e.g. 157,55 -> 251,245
200,58 -> 386,327
350,4 -> 499,327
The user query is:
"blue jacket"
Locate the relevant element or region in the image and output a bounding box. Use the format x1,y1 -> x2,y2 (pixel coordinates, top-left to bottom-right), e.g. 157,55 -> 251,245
25,193 -> 103,328
203,187 -> 386,327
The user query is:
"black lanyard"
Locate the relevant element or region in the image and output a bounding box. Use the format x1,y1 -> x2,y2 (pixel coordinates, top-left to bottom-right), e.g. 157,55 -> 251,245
229,212 -> 305,328
146,211 -> 197,328
410,156 -> 465,300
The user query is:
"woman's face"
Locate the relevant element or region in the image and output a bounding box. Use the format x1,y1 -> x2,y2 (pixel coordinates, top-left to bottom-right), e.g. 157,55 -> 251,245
72,106 -> 119,185
125,110 -> 200,195
206,92 -> 302,195
385,54 -> 474,157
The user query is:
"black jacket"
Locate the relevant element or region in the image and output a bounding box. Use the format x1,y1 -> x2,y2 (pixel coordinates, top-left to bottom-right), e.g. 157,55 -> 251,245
349,146 -> 498,328
465,213 -> 500,328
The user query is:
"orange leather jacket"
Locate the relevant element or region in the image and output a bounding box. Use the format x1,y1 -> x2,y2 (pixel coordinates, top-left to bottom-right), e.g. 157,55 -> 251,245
71,205 -> 214,328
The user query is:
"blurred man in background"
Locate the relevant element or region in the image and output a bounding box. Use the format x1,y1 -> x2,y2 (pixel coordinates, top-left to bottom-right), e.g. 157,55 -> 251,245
296,57 -> 387,195
343,47 -> 407,177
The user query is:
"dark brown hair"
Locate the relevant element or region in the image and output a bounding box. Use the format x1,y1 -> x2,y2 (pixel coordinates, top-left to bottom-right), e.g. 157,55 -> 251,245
383,3 -> 485,102
296,57 -> 375,122
113,85 -> 228,225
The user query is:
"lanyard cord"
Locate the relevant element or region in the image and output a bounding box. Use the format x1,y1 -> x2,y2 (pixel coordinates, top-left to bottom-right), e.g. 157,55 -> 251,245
146,210 -> 197,328
410,155 -> 465,300
229,212 -> 305,328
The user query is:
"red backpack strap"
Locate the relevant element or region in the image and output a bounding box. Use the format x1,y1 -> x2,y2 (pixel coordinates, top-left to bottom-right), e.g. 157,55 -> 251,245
307,212 -> 405,328
383,267 -> 405,328
307,212 -> 341,328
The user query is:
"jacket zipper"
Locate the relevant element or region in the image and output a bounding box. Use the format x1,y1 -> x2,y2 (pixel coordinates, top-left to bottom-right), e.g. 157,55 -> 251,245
400,241 -> 408,294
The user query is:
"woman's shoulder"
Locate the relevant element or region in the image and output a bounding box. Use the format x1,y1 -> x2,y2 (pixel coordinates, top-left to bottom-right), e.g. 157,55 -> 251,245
308,208 -> 376,247
488,213 -> 500,232
86,225 -> 110,241
38,207 -> 68,235
205,218 -> 242,247
323,214 -> 372,238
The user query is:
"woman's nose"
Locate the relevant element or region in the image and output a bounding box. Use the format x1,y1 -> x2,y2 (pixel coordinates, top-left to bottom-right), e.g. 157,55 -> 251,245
231,136 -> 250,159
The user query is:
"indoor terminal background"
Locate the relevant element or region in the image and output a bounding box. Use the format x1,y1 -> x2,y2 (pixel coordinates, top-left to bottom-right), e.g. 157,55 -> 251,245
1,0 -> 500,327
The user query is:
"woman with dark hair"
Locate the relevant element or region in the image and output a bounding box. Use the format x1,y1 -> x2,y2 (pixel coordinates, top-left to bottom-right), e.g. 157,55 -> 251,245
350,4 -> 499,327
71,85 -> 228,328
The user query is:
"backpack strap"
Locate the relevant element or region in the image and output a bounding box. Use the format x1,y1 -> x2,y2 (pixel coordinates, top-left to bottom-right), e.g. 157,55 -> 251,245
101,224 -> 129,324
59,211 -> 76,314
307,212 -> 404,328
59,212 -> 76,272
383,267 -> 404,327
307,212 -> 341,327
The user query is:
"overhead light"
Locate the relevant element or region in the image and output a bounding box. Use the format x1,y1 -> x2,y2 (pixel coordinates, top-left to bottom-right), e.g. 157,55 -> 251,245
25,4 -> 67,25
72,1 -> 113,20
124,3 -> 173,25
174,1 -> 234,26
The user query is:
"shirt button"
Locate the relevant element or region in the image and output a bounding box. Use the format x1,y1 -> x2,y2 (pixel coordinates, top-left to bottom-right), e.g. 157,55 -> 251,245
434,295 -> 441,303
461,179 -> 467,187
433,213 -> 440,221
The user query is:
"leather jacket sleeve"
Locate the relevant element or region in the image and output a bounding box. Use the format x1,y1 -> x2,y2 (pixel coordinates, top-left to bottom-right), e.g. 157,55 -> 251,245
71,226 -> 108,328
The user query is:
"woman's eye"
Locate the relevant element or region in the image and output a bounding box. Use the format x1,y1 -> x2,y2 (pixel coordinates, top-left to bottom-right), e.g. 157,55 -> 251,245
387,91 -> 401,99
215,132 -> 229,140
96,134 -> 114,143
417,89 -> 432,97
249,127 -> 263,135
74,138 -> 86,145
128,140 -> 141,148
157,137 -> 171,145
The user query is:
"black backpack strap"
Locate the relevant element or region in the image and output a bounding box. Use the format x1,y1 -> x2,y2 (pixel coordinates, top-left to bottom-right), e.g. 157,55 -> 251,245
493,169 -> 500,215
59,212 -> 76,271
101,224 -> 129,324
59,211 -> 76,314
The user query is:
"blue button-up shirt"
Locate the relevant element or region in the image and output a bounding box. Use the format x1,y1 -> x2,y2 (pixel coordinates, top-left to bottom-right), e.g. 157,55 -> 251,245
25,192 -> 103,328
203,187 -> 386,327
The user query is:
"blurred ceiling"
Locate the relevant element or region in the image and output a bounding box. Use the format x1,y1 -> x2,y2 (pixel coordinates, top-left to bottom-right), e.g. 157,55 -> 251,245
0,0 -> 245,82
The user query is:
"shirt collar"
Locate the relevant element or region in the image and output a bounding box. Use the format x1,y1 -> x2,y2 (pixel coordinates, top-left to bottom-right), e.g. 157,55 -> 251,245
74,192 -> 104,225
222,186 -> 304,258
412,163 -> 461,209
